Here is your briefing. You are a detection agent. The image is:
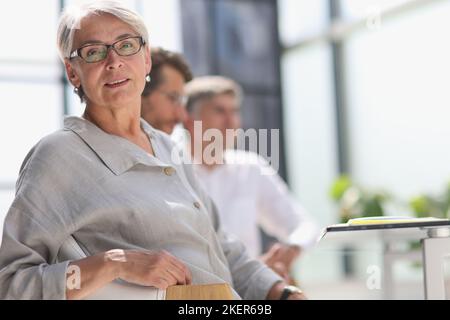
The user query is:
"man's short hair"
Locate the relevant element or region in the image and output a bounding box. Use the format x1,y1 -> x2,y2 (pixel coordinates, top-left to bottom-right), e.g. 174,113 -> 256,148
184,76 -> 243,114
142,47 -> 193,97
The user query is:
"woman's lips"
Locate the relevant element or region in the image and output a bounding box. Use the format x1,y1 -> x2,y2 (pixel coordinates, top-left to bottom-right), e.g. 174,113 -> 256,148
105,79 -> 130,88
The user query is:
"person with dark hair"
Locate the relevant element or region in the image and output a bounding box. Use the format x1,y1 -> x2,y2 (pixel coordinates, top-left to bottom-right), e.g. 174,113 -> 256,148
141,47 -> 192,134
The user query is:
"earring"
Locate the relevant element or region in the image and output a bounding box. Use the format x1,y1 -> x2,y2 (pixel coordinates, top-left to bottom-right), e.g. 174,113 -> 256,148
145,75 -> 151,83
74,87 -> 79,94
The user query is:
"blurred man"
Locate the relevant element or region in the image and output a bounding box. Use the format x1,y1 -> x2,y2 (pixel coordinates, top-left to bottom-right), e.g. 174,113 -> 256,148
183,76 -> 319,284
141,47 -> 192,134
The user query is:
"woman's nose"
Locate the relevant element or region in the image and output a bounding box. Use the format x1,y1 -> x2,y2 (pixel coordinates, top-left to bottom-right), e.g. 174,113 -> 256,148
105,49 -> 124,70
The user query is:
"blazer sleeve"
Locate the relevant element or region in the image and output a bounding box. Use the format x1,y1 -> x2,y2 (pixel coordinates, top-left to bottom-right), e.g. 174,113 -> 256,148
0,142 -> 72,300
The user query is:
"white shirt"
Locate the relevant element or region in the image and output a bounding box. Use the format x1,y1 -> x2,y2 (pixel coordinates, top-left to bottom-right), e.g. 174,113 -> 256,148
193,149 -> 319,258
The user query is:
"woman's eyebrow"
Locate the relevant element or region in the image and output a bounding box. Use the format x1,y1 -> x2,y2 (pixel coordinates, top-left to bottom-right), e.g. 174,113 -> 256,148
79,33 -> 137,47
79,39 -> 103,47
115,33 -> 136,40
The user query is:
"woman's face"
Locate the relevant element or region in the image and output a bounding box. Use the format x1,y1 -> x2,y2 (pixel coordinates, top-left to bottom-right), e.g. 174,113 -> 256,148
66,13 -> 151,110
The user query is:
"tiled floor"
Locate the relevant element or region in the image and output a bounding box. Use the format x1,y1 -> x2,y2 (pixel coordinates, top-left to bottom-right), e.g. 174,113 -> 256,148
300,278 -> 425,300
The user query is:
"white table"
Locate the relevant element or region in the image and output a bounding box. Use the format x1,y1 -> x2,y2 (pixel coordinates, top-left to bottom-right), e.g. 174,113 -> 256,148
319,220 -> 450,300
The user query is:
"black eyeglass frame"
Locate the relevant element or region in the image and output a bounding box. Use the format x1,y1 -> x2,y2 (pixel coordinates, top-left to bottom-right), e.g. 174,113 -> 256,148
69,36 -> 146,63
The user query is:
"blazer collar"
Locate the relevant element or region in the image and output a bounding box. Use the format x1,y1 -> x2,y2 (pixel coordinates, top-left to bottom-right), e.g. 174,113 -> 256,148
64,116 -> 170,175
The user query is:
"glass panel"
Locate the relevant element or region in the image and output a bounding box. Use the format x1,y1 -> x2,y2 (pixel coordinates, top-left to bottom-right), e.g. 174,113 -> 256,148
282,42 -> 341,284
0,0 -> 59,62
180,0 -> 215,76
240,95 -> 282,131
140,0 -> 183,51
0,62 -> 60,83
340,0 -> 413,20
282,43 -> 338,227
278,0 -> 330,46
0,83 -> 62,182
214,0 -> 279,88
344,1 -> 450,199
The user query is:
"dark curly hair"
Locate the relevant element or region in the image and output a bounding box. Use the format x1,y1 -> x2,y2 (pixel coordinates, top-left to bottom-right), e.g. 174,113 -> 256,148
142,47 -> 193,97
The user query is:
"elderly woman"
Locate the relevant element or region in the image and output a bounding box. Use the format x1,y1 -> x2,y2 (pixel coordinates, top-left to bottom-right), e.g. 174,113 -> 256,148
0,1 -> 304,300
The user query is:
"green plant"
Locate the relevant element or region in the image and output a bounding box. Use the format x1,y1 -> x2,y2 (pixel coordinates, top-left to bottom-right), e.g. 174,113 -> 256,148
408,182 -> 450,267
330,175 -> 390,223
409,182 -> 450,219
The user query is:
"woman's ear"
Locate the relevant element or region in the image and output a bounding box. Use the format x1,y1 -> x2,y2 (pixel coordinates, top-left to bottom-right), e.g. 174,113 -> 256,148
144,46 -> 152,75
64,59 -> 81,88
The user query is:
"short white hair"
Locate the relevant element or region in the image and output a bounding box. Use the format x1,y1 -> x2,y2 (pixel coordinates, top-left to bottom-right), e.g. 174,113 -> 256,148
185,76 -> 243,114
57,0 -> 149,61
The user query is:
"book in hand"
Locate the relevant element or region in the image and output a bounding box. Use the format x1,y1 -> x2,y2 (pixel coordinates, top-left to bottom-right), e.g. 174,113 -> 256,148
58,236 -> 234,300
166,283 -> 234,300
84,281 -> 234,300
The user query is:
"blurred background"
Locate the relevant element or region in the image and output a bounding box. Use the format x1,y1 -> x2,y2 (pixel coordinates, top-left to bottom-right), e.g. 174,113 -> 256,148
1,0 -> 450,299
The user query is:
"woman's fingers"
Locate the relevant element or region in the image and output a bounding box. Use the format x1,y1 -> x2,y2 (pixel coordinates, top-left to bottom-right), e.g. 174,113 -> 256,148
120,249 -> 192,288
154,276 -> 171,289
163,251 -> 193,285
165,265 -> 188,285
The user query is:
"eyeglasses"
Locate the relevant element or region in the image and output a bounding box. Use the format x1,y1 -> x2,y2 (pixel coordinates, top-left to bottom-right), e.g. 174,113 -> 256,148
157,90 -> 187,106
69,36 -> 145,63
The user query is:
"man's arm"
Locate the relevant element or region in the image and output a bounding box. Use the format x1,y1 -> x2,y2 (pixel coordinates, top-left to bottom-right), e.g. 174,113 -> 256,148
266,281 -> 306,300
256,157 -> 319,250
260,242 -> 301,283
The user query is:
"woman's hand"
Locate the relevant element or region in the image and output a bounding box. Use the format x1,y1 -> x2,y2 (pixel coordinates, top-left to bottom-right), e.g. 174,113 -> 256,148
109,249 -> 192,289
66,249 -> 192,300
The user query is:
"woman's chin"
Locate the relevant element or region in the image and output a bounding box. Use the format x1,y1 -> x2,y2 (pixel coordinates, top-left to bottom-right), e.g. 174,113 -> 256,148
103,90 -> 138,106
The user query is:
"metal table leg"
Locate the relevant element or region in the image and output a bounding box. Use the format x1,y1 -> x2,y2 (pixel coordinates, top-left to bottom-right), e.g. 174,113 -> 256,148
422,227 -> 450,300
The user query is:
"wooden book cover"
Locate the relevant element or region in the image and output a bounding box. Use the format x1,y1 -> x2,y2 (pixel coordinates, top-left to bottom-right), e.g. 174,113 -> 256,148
166,283 -> 234,300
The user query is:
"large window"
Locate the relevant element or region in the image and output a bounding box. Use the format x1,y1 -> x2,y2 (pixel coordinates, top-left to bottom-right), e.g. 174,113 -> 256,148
282,44 -> 337,227
278,0 -> 330,46
279,0 -> 450,297
344,0 -> 450,198
0,0 -> 61,241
